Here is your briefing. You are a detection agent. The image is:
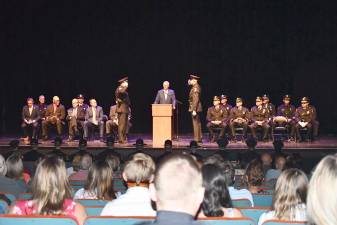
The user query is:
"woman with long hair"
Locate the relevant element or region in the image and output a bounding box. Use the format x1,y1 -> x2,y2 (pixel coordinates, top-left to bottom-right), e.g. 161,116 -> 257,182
258,168 -> 308,225
307,154 -> 337,225
199,164 -> 242,218
74,160 -> 115,200
10,156 -> 87,225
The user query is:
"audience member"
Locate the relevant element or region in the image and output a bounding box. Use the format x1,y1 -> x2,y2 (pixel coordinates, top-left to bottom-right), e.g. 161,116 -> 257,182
101,153 -> 156,216
9,156 -> 87,225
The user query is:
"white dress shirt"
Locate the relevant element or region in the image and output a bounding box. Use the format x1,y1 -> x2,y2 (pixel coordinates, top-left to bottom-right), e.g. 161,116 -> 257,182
100,186 -> 156,216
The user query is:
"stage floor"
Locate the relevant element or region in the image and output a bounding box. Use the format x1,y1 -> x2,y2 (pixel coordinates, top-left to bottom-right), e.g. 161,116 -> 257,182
1,134 -> 337,151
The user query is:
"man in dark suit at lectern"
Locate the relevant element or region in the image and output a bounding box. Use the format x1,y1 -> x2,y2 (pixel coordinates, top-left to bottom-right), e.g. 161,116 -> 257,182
154,81 -> 176,110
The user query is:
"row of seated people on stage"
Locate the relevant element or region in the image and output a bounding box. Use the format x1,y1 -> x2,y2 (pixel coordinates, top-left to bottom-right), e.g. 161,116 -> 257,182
1,148 -> 336,225
207,94 -> 319,142
21,94 -> 131,143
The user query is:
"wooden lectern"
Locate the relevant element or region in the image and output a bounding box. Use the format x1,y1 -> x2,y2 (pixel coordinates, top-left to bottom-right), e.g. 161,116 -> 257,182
152,104 -> 173,148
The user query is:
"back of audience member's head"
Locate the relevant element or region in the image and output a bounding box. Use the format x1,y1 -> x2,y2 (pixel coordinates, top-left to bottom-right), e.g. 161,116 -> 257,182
261,152 -> 273,167
123,153 -> 155,185
32,156 -> 72,215
6,153 -> 24,180
273,168 -> 308,220
284,153 -> 303,170
0,154 -> 7,176
80,153 -> 93,170
273,140 -> 284,153
245,159 -> 264,188
246,137 -> 257,150
202,164 -> 232,217
203,154 -> 235,186
275,153 -> 287,171
72,153 -> 82,172
150,153 -> 204,216
105,153 -> 121,172
84,160 -> 115,200
307,154 -> 337,225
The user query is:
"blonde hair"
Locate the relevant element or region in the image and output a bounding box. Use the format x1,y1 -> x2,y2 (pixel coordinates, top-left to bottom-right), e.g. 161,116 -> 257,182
307,154 -> 337,225
32,156 -> 72,215
123,153 -> 155,184
84,160 -> 115,200
273,168 -> 308,220
154,153 -> 202,204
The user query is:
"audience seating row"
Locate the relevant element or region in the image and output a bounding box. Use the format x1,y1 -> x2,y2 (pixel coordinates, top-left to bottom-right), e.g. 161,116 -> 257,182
0,215 -> 308,225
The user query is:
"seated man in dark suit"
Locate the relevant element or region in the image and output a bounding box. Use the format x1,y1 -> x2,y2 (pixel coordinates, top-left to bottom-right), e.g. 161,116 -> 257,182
41,96 -> 65,140
154,81 -> 176,109
144,153 -> 204,225
67,98 -> 86,141
21,97 -> 40,142
84,99 -> 104,141
106,105 -> 132,139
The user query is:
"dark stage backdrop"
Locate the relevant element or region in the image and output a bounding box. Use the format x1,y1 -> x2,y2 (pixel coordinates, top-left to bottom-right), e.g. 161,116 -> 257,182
1,1 -> 337,135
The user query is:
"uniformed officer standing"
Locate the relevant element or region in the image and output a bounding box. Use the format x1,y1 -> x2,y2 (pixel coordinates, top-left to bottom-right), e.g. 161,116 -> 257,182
249,96 -> 270,141
293,97 -> 316,142
229,97 -> 249,140
206,96 -> 227,142
188,75 -> 202,143
273,95 -> 296,140
115,77 -> 130,144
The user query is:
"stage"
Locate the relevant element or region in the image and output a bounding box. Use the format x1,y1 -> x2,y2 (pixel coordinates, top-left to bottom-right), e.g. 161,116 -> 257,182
0,134 -> 337,152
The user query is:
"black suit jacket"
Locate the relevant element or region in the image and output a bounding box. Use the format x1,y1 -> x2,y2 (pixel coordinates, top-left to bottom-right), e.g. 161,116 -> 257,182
22,105 -> 40,122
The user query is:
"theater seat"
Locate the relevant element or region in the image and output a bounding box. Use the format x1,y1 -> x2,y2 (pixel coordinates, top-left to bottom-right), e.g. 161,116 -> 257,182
198,217 -> 255,225
83,216 -> 155,225
261,220 -> 307,225
239,207 -> 271,224
232,198 -> 252,207
0,193 -> 16,202
84,206 -> 104,216
252,194 -> 273,207
75,199 -> 109,206
18,193 -> 32,200
0,200 -> 8,214
0,215 -> 78,225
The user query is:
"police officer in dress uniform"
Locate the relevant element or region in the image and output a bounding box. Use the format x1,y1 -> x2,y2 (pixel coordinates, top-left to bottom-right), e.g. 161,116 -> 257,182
273,95 -> 296,140
206,96 -> 227,142
220,95 -> 233,111
76,94 -> 88,137
229,97 -> 249,141
188,75 -> 202,143
262,94 -> 276,125
293,97 -> 316,142
115,77 -> 130,144
249,96 -> 270,141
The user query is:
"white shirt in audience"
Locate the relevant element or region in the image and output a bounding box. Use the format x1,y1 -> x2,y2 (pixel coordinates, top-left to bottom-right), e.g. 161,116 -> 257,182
100,186 -> 156,216
258,203 -> 307,225
228,186 -> 254,207
74,188 -> 98,199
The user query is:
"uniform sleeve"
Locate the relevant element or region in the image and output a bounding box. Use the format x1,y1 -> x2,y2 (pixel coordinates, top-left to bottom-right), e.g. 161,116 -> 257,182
191,88 -> 200,111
